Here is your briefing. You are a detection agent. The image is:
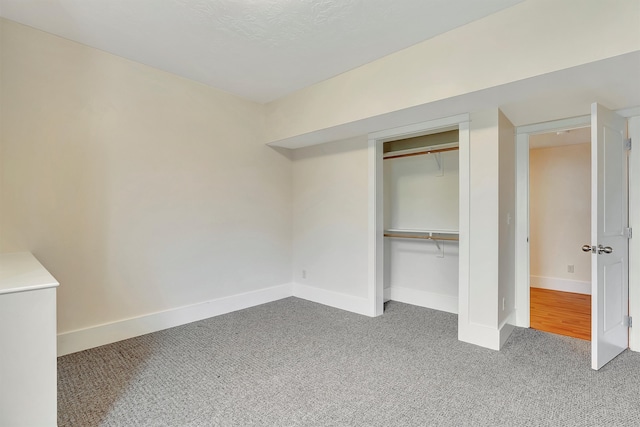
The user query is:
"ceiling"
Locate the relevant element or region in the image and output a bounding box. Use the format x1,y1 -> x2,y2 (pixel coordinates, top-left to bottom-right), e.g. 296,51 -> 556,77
0,0 -> 523,103
529,127 -> 590,150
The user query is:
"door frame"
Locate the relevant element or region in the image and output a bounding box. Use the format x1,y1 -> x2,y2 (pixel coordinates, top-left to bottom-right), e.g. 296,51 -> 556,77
367,113 -> 470,317
627,112 -> 640,351
515,112 -> 639,353
514,115 -> 591,328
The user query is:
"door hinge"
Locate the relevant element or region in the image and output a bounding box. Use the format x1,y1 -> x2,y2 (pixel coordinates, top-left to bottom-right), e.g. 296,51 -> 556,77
627,316 -> 633,328
625,138 -> 632,151
624,227 -> 632,239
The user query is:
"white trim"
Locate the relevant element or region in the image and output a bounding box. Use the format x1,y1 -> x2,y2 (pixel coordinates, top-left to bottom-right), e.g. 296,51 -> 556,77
458,321 -> 502,350
530,276 -> 591,295
628,116 -> 640,352
456,121 -> 472,343
515,132 -> 530,327
368,137 -> 384,317
57,283 -> 293,356
292,283 -> 371,316
388,287 -> 458,314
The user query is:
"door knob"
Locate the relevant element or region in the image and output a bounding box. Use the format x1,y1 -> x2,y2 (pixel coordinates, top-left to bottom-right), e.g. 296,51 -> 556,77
597,245 -> 613,254
582,244 -> 594,253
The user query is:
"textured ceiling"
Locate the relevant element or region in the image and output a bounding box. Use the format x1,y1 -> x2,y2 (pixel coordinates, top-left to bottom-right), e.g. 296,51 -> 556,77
0,0 -> 523,102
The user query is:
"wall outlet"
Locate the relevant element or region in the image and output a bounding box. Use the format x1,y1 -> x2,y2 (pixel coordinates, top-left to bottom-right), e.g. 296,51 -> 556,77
567,265 -> 574,273
302,270 -> 306,279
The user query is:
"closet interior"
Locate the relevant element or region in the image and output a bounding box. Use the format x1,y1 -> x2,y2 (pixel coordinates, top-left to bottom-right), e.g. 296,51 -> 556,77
383,128 -> 460,314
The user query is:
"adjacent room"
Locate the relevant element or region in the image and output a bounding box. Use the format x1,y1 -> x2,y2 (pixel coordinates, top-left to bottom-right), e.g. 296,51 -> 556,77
1,1 -> 639,426
529,128 -> 592,341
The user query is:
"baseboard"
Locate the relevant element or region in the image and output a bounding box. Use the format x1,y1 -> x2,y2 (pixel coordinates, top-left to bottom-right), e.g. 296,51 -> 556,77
530,275 -> 590,295
499,310 -> 517,349
57,283 -> 294,356
458,320 -> 501,351
292,283 -> 371,316
388,286 -> 458,314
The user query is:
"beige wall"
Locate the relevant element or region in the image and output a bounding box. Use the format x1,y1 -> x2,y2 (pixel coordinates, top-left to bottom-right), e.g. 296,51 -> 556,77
265,0 -> 640,144
0,20 -> 292,334
466,109 -> 500,327
291,136 -> 369,298
459,109 -> 515,349
498,110 -> 515,326
530,143 -> 591,286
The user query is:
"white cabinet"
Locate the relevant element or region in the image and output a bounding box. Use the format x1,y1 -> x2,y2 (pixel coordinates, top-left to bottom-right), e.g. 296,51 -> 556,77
0,252 -> 59,427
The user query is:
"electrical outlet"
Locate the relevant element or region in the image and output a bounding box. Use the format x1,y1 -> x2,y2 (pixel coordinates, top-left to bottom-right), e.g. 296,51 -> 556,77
302,270 -> 306,279
567,265 -> 574,273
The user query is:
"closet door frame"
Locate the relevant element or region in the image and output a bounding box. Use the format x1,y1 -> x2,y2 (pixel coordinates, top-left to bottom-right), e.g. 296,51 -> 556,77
367,114 -> 470,317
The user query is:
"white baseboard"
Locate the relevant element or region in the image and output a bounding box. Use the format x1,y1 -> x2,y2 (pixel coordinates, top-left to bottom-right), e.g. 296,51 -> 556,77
292,283 -> 372,316
57,283 -> 294,356
458,320 -> 501,351
499,310 -> 517,349
530,275 -> 590,295
387,286 -> 458,314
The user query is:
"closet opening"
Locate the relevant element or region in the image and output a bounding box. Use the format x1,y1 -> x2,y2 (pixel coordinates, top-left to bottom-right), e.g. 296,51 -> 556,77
528,127 -> 592,340
381,129 -> 460,314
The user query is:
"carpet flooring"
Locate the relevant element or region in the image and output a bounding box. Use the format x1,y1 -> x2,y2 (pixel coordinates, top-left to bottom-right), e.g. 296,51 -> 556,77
58,298 -> 640,426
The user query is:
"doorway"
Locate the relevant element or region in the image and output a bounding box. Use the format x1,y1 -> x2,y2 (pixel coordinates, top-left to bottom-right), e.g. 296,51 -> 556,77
515,104 -> 631,370
528,127 -> 591,341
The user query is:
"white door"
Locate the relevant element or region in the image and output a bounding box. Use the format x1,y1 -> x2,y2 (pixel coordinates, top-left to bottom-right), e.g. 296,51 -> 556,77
589,103 -> 629,370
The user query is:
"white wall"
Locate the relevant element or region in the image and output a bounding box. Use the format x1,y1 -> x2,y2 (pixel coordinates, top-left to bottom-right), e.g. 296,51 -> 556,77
529,143 -> 591,293
0,20 -> 292,348
265,0 -> 640,143
291,136 -> 370,313
498,110 -> 516,329
459,108 -> 515,349
383,149 -> 459,312
384,151 -> 459,231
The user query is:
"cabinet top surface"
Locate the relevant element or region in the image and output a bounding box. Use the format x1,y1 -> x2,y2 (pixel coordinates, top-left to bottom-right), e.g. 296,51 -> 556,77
0,252 -> 59,295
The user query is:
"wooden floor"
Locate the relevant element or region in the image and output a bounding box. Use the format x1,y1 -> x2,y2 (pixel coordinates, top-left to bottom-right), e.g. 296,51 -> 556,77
530,287 -> 591,341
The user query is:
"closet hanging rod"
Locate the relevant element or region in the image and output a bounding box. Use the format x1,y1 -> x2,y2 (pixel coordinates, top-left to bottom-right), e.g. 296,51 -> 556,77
383,146 -> 459,160
383,233 -> 459,242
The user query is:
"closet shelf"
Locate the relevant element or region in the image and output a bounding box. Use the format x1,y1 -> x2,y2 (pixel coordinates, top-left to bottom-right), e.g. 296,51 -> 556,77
383,145 -> 459,160
383,229 -> 459,242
